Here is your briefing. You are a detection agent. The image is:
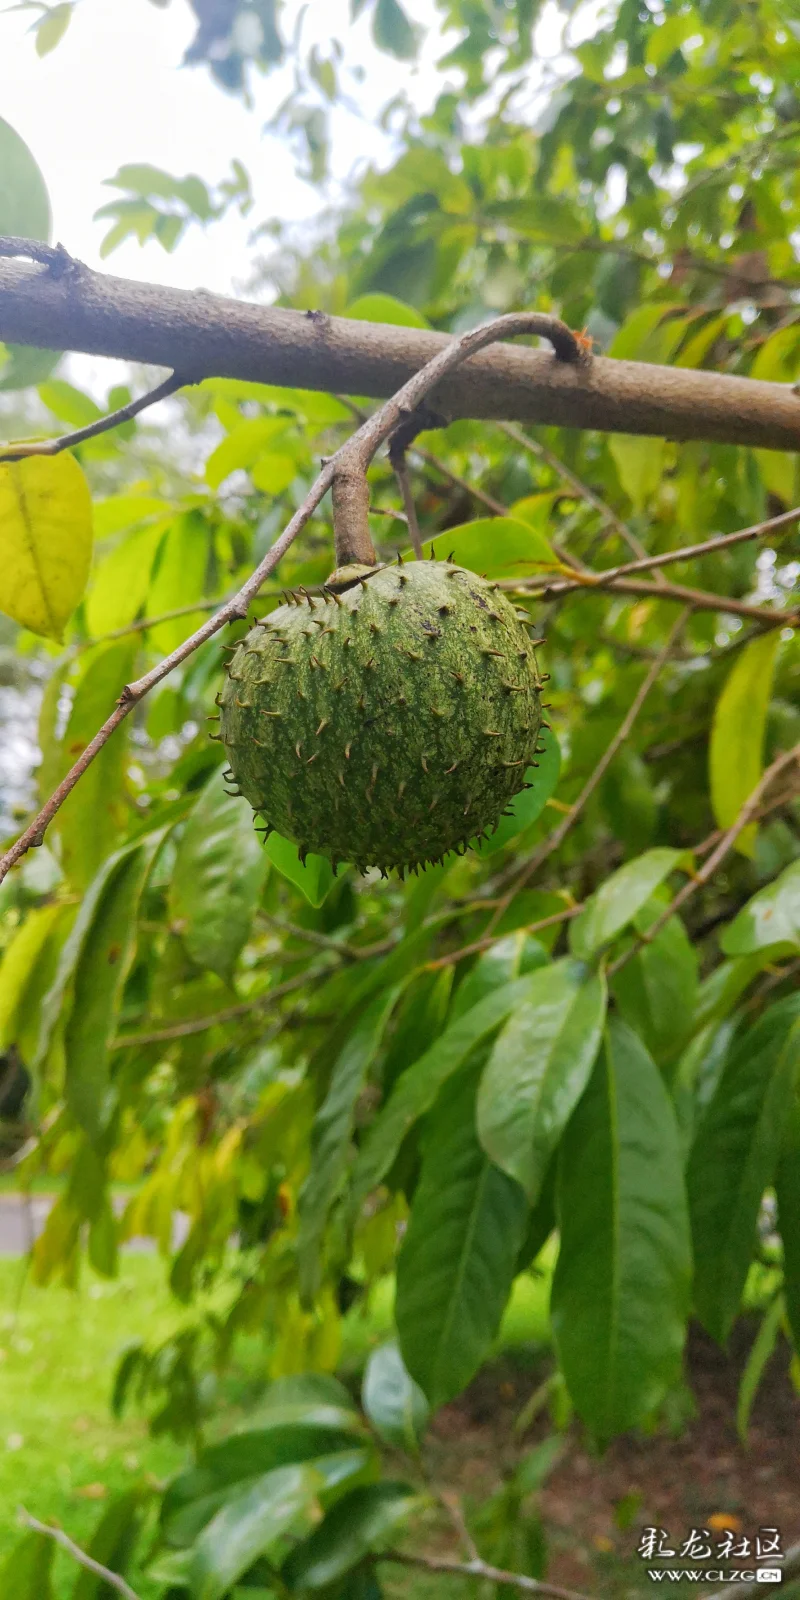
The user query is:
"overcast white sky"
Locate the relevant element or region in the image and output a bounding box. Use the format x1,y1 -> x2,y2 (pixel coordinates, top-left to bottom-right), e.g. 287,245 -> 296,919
0,0 -> 451,295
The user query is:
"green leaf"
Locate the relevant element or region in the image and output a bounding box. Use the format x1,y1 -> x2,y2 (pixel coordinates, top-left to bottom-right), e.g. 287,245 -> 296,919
283,1483 -> 420,1590
0,1530 -> 54,1598
736,1294 -> 784,1446
396,1065 -> 529,1407
477,960 -> 607,1202
345,293 -> 430,328
297,987 -> 401,1302
250,451 -> 297,495
71,1489 -> 146,1598
0,117 -> 57,392
776,1100 -> 800,1350
720,859 -> 800,957
34,3 -> 74,54
552,1020 -> 692,1441
170,772 -> 267,980
478,736 -> 561,857
0,903 -> 63,1049
450,930 -> 546,1021
373,0 -> 416,59
205,418 -> 291,489
264,831 -> 338,906
85,521 -> 165,636
147,511 -> 209,651
362,1341 -> 430,1451
189,1464 -> 323,1600
63,831 -> 166,1137
412,517 -> 557,576
608,434 -> 665,510
349,976 -> 536,1217
39,379 -> 102,426
687,997 -> 800,1344
709,632 -> 780,859
0,454 -> 93,640
569,848 -> 683,960
611,908 -> 698,1067
54,640 -> 138,889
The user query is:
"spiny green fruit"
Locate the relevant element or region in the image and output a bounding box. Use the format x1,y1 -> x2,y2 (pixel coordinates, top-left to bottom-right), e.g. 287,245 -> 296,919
217,559 -> 545,876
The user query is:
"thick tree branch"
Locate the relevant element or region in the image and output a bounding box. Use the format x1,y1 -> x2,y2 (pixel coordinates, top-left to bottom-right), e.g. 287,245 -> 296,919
1,243 -> 800,448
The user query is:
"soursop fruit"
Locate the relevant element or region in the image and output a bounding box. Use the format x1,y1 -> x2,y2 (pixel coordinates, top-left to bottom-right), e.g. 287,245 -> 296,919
217,558 -> 544,875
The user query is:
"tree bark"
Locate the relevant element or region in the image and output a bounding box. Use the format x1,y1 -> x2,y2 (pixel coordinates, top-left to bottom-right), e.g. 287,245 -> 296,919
1,255 -> 800,450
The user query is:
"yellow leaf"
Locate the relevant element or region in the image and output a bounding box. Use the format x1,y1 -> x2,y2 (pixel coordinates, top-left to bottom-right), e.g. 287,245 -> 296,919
709,631 -> 780,858
0,453 -> 93,640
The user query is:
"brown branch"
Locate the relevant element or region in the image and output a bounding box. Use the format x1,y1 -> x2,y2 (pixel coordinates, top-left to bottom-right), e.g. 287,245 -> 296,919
2,242 -> 800,447
380,1551 -> 593,1600
510,571 -> 798,627
497,419 -> 656,567
426,904 -> 583,970
569,502 -> 800,584
393,453 -> 424,557
0,372 -> 186,462
609,741 -> 800,975
413,444 -> 507,516
488,610 -> 691,930
17,1509 -> 141,1600
110,969 -> 320,1048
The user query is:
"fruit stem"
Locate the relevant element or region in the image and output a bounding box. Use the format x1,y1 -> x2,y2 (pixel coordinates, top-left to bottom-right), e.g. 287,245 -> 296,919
332,465 -> 377,567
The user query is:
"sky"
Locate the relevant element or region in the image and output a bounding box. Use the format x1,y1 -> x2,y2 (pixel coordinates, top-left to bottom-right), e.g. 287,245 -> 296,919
0,0 -> 447,296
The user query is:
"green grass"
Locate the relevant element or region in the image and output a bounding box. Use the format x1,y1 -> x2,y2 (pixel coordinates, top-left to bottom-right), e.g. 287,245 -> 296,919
0,1253 -> 187,1596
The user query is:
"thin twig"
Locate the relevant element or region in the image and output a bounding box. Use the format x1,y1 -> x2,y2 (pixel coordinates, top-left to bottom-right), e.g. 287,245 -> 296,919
380,1550 -> 593,1600
488,609 -> 691,931
497,420 -> 656,568
393,454 -> 424,557
508,571 -> 798,627
17,1509 -> 141,1600
574,501 -> 800,582
110,969 -> 322,1049
0,372 -> 186,462
426,904 -> 583,970
609,740 -> 800,976
412,444 -> 507,517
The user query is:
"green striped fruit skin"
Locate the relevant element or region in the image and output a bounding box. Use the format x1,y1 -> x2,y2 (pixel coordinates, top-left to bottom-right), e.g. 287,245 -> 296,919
218,560 -> 543,876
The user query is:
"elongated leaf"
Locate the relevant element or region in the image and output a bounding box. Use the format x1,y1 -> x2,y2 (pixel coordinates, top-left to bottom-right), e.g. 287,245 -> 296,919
736,1294 -> 784,1445
64,831 -> 165,1137
349,976 -> 536,1217
373,0 -> 416,58
264,831 -> 338,906
189,1464 -> 323,1600
720,859 -> 800,957
0,1530 -> 54,1598
0,454 -> 92,640
362,1342 -> 429,1451
412,517 -> 556,576
284,1482 -> 419,1590
552,1020 -> 691,1441
55,640 -> 138,889
148,511 -> 209,651
396,1066 -> 529,1407
609,434 -> 665,510
709,632 -> 780,858
85,520 -> 165,635
775,1100 -> 800,1350
297,987 -> 401,1302
72,1489 -> 146,1599
0,116 -> 58,392
611,910 -> 698,1068
687,997 -> 800,1344
451,931 -> 545,1022
569,848 -> 682,960
477,960 -> 606,1202
170,772 -> 267,979
0,903 -> 62,1048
